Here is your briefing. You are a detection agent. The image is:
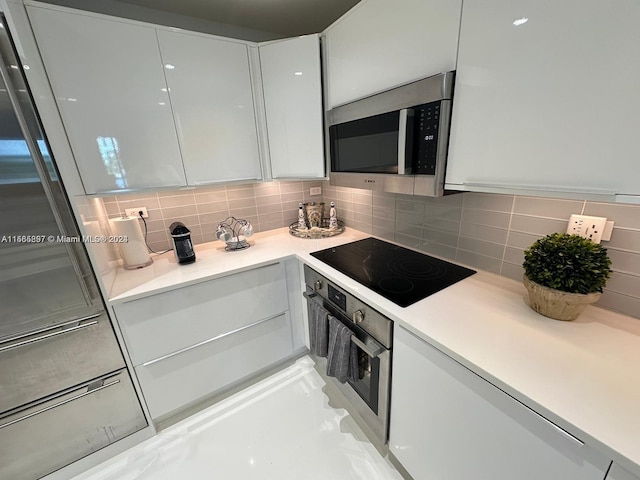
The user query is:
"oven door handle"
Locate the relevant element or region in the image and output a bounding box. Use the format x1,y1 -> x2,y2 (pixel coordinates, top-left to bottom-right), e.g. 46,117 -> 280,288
351,335 -> 385,358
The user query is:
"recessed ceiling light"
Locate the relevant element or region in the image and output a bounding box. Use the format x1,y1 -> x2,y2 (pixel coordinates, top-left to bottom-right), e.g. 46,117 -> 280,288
294,71 -> 303,76
165,64 -> 175,70
513,17 -> 528,26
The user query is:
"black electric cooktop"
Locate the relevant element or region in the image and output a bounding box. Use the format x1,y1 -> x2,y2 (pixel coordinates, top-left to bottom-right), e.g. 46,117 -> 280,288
310,237 -> 476,307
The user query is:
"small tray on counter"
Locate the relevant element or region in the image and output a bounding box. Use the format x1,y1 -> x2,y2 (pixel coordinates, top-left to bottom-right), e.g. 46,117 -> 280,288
289,219 -> 345,239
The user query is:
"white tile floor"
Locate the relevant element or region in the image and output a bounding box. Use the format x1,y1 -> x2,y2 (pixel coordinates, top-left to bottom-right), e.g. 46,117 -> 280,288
72,357 -> 404,480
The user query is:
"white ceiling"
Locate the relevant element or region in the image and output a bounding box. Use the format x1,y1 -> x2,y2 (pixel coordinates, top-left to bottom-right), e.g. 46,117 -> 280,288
111,0 -> 361,36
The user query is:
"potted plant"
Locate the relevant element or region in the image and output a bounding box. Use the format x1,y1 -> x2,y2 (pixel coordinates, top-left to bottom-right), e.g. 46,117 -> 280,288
522,233 -> 612,321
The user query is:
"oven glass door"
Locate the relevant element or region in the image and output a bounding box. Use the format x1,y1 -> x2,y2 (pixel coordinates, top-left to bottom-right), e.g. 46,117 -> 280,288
349,339 -> 380,414
306,292 -> 382,414
329,111 -> 400,174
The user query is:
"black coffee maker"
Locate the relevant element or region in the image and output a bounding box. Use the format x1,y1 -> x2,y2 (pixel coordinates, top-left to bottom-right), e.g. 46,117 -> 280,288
169,222 -> 196,264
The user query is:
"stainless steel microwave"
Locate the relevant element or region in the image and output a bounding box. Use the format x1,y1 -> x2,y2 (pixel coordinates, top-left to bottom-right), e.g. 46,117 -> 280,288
327,71 -> 454,196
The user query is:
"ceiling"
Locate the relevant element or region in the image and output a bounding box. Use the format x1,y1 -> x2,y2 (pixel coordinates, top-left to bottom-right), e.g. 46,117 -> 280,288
111,0 -> 361,36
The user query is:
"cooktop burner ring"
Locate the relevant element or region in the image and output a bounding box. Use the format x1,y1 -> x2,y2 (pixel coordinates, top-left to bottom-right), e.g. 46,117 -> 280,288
378,276 -> 414,294
387,258 -> 449,280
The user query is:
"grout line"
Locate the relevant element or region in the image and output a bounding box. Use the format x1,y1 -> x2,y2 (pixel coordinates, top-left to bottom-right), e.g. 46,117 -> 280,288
453,193 -> 467,261
499,195 -> 518,275
483,211 -> 570,222
603,244 -> 640,255
458,233 -> 510,249
608,268 -> 640,277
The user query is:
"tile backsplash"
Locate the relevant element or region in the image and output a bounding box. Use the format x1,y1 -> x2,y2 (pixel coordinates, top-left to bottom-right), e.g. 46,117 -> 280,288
92,180 -> 324,252
79,180 -> 640,320
322,183 -> 640,320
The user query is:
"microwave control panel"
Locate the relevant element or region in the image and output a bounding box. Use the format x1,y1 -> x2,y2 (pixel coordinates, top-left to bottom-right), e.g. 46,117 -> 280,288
413,101 -> 441,175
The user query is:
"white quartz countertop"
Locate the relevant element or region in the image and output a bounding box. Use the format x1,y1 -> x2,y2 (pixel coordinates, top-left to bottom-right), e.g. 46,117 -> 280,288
108,227 -> 640,475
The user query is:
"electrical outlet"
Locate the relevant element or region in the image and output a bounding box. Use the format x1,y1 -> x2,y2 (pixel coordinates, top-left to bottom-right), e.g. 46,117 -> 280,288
566,214 -> 607,244
124,207 -> 149,218
310,186 -> 322,196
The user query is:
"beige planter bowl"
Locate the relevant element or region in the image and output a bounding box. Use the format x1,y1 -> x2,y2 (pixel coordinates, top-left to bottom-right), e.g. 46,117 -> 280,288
523,275 -> 601,321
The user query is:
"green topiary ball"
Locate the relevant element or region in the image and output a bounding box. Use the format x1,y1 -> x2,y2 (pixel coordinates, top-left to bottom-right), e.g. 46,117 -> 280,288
523,233 -> 612,294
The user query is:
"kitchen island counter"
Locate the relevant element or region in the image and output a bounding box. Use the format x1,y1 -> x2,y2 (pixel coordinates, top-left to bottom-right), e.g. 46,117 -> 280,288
107,227 -> 640,476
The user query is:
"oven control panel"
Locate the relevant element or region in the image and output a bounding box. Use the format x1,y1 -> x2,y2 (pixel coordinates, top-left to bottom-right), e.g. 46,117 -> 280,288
328,285 -> 346,311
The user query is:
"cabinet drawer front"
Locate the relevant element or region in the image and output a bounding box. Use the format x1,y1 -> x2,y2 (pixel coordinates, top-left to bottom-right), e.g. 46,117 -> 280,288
114,263 -> 288,366
0,369 -> 147,480
0,312 -> 125,414
390,326 -> 610,480
135,313 -> 292,419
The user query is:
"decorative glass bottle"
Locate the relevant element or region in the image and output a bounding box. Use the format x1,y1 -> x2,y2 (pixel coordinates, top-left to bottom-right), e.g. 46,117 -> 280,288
329,201 -> 338,229
297,203 -> 307,229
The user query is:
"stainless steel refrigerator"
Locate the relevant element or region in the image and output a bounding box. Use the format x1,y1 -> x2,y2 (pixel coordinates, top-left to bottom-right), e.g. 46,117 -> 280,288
0,13 -> 147,479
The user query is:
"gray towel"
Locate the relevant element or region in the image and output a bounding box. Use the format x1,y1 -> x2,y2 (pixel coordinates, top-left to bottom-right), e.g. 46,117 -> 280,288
308,300 -> 329,357
326,315 -> 358,384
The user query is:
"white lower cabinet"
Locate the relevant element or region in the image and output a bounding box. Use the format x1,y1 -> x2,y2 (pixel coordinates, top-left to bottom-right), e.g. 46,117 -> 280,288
390,326 -> 610,480
607,464 -> 640,480
113,263 -> 288,366
113,263 -> 294,420
135,313 -> 292,419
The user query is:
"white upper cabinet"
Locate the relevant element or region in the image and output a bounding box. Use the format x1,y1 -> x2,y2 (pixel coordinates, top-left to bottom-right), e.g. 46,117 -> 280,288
323,0 -> 462,108
26,4 -> 325,191
27,6 -> 186,193
259,34 -> 324,179
446,0 -> 640,202
157,30 -> 262,185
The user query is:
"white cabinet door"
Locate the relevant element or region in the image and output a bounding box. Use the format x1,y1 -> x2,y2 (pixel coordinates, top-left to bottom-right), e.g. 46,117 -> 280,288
113,263 -> 295,420
136,313 -> 293,420
27,6 -> 185,193
113,262 -> 288,366
323,0 -> 462,108
607,464 -> 640,480
259,35 -> 324,179
157,30 -> 262,185
445,0 -> 640,201
390,326 -> 610,480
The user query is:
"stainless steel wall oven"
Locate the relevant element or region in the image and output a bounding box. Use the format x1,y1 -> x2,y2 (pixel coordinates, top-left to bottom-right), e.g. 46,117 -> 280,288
303,265 -> 393,445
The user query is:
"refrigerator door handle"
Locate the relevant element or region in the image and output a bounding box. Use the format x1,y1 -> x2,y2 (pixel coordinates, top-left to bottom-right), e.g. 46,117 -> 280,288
0,314 -> 101,353
0,378 -> 120,430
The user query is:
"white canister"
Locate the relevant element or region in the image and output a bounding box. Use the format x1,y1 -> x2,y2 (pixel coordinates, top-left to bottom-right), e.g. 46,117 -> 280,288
109,216 -> 153,269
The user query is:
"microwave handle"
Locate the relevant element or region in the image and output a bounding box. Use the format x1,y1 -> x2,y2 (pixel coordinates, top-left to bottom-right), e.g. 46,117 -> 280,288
397,109 -> 414,174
